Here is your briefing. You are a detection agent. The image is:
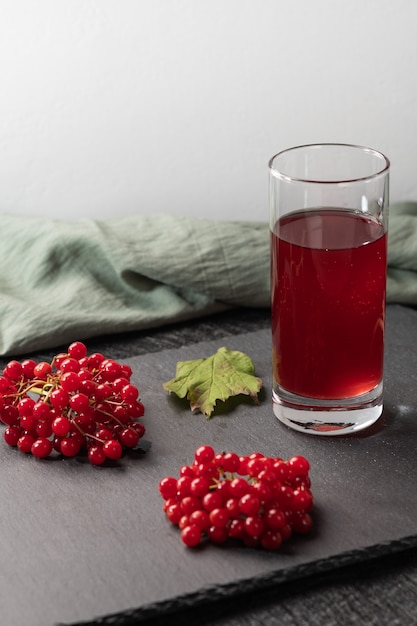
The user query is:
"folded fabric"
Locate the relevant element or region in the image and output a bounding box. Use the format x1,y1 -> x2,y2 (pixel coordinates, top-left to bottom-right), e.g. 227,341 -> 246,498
0,214 -> 270,355
0,202 -> 415,356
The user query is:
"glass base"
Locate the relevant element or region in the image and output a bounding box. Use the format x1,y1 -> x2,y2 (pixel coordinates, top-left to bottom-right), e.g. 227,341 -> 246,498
272,383 -> 383,436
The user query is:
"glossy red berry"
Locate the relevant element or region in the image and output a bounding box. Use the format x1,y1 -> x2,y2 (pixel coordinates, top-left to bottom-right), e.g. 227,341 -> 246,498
52,416 -> 71,437
33,362 -> 52,379
181,525 -> 202,547
88,445 -> 106,466
31,437 -> 53,459
68,341 -> 88,360
118,427 -> 139,448
194,445 -> 215,464
4,425 -> 22,446
158,476 -> 178,500
3,360 -> 22,381
17,434 -> 35,453
60,436 -> 82,457
103,439 -> 123,460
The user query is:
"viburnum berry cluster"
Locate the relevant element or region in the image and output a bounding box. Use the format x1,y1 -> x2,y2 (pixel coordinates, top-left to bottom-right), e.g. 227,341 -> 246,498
159,445 -> 313,550
0,341 -> 145,465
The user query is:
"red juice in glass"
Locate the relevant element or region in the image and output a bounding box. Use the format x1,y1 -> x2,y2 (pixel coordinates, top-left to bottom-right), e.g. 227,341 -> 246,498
271,208 -> 387,401
269,144 -> 389,435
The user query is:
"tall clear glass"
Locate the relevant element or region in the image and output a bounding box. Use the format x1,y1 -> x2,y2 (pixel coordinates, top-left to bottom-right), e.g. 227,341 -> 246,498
269,144 -> 390,435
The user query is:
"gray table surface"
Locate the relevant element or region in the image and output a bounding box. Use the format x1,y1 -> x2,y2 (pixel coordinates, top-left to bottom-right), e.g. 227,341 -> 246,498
2,305 -> 417,626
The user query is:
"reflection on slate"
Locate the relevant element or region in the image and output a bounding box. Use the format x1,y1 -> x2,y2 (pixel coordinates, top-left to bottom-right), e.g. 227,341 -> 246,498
1,304 -> 417,626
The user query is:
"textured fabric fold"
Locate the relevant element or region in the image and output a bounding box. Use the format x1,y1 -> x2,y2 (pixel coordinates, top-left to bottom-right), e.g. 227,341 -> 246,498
0,203 -> 415,356
0,214 -> 269,355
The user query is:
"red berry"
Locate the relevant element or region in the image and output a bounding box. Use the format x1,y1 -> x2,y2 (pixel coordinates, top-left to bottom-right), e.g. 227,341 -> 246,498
208,508 -> 230,528
20,414 -> 36,431
60,435 -> 82,457
0,405 -> 19,426
215,478 -> 231,500
52,416 -> 71,437
246,457 -> 264,477
59,357 -> 80,373
0,376 -> 10,393
260,530 -> 283,551
202,491 -> 223,512
50,388 -> 69,410
21,359 -> 36,378
96,426 -> 113,440
3,360 -> 22,381
99,359 -> 122,381
228,518 -> 244,539
120,364 -> 132,378
190,476 -> 210,497
94,383 -> 113,401
194,461 -> 219,480
127,401 -> 144,418
239,493 -> 261,516
180,496 -> 201,515
112,405 -> 129,423
31,437 -> 53,458
292,488 -> 313,512
225,497 -> 240,518
32,401 -> 51,420
229,477 -> 250,499
244,515 -> 265,538
121,384 -> 139,402
251,479 -> 272,501
118,427 -> 140,448
132,421 -> 145,439
288,455 -> 310,477
189,509 -> 210,531
111,377 -> 130,393
291,512 -> 313,534
68,341 -> 87,360
265,508 -> 287,530
176,475 -> 192,497
88,445 -> 106,465
181,525 -> 202,547
60,371 -> 80,393
166,503 -> 182,524
179,465 -> 195,478
207,525 -> 228,544
220,452 -> 240,473
102,439 -> 123,460
35,420 -> 53,438
178,515 -> 190,530
4,425 -> 22,446
33,361 -> 52,379
87,352 -> 105,369
194,445 -> 215,464
69,392 -> 90,412
21,436 -> 39,456
17,397 -> 35,417
159,476 -> 178,500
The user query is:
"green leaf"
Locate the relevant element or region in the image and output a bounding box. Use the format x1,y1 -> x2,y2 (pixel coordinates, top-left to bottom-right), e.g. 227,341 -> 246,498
163,347 -> 263,418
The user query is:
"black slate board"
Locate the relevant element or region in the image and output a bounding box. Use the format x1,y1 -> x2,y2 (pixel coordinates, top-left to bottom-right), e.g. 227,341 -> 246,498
1,304 -> 417,626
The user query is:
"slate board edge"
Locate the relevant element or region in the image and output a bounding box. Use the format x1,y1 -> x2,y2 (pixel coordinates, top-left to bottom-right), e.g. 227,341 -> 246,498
61,534 -> 417,626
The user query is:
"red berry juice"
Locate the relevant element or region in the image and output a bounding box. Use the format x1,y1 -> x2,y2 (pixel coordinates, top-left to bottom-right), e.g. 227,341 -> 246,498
271,209 -> 387,400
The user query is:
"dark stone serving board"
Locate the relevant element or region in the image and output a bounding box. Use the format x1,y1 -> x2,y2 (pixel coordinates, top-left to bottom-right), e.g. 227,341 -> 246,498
1,304 -> 417,626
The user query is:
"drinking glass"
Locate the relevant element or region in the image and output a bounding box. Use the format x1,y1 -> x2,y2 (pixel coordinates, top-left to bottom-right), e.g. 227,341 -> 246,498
269,143 -> 390,435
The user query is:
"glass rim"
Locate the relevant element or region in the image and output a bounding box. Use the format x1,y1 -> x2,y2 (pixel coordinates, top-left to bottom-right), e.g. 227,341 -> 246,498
268,143 -> 390,185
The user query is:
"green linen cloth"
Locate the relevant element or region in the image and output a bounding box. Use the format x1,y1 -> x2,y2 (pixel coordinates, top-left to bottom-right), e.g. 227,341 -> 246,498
0,202 -> 415,356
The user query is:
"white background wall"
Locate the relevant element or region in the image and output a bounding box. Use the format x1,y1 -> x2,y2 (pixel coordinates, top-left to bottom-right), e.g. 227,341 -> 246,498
0,0 -> 416,222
